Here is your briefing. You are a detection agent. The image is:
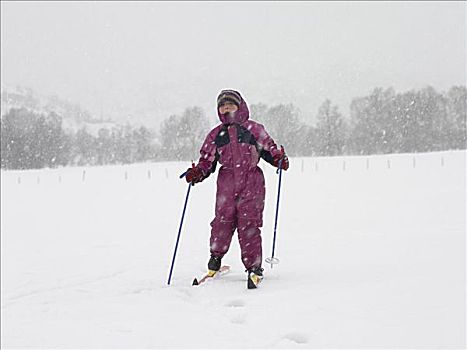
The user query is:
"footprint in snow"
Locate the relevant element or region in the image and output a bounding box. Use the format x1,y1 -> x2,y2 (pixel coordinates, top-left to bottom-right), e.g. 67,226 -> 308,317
283,332 -> 309,345
225,299 -> 245,308
229,313 -> 247,324
225,299 -> 247,324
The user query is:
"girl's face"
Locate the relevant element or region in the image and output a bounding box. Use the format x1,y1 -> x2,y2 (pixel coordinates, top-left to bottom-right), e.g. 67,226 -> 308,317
218,102 -> 239,114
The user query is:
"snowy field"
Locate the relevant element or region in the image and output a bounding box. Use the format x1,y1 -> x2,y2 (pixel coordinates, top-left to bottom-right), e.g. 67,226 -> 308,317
1,151 -> 465,349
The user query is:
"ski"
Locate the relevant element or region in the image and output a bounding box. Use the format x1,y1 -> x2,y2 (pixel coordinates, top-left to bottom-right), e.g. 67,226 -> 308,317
247,272 -> 263,289
192,265 -> 231,286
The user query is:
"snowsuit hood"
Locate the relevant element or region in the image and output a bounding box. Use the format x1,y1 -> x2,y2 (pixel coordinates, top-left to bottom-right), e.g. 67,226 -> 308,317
217,90 -> 250,125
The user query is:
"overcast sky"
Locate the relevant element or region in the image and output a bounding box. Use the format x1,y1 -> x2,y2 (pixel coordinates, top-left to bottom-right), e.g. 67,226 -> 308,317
1,1 -> 466,128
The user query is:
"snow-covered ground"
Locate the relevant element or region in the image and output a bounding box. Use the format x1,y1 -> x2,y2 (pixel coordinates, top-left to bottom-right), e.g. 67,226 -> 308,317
1,151 -> 465,349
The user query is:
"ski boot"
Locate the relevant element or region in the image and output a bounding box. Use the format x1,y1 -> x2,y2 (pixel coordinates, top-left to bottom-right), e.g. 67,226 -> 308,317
247,266 -> 264,289
207,255 -> 222,276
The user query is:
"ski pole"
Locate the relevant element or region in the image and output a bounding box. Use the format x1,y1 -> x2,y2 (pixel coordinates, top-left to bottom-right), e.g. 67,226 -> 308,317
266,155 -> 284,268
167,172 -> 193,285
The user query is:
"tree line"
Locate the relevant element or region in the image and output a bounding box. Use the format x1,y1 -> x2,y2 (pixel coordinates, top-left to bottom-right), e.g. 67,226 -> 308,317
0,109 -> 156,169
1,85 -> 465,170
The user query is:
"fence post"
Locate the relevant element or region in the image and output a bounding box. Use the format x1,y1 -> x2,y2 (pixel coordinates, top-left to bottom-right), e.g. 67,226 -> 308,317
82,170 -> 86,182
366,158 -> 370,170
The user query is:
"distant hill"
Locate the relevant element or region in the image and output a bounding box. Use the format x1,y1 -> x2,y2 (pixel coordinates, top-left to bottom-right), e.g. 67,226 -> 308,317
1,84 -> 117,134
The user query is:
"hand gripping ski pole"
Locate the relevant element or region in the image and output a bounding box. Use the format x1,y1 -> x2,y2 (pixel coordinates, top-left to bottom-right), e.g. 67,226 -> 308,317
265,151 -> 285,268
167,168 -> 193,285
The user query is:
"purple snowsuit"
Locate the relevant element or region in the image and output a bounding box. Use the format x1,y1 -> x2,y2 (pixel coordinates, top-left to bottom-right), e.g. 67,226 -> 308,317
195,92 -> 283,270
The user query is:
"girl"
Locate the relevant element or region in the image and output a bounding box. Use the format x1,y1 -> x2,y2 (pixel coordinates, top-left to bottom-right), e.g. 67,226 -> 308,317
185,89 -> 289,288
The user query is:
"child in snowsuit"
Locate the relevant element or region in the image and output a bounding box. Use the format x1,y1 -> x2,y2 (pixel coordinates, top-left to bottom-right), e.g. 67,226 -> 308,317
185,89 -> 289,288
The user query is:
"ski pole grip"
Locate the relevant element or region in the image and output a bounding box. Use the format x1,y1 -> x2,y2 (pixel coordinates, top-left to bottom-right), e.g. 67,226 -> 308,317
180,161 -> 196,179
276,159 -> 283,174
276,145 -> 284,174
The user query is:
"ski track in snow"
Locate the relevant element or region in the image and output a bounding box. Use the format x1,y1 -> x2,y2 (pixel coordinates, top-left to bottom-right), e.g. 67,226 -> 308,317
2,269 -> 128,307
1,151 -> 465,348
